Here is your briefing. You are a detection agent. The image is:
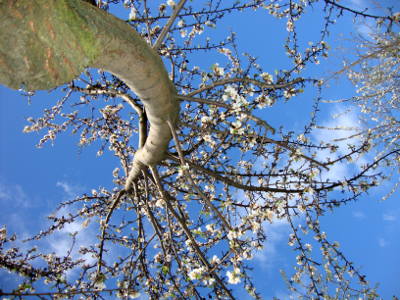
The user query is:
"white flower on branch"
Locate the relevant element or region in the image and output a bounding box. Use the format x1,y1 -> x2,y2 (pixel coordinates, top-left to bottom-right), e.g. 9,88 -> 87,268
128,7 -> 137,20
260,72 -> 273,83
188,266 -> 207,281
212,63 -> 225,77
286,19 -> 294,32
226,267 -> 241,284
167,0 -> 175,7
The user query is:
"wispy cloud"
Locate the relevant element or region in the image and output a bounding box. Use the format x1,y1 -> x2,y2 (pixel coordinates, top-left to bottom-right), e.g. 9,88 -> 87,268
348,0 -> 367,8
382,213 -> 396,222
56,181 -> 84,199
378,237 -> 388,247
0,181 -> 38,240
0,181 -> 30,208
46,181 -> 96,266
254,218 -> 291,268
345,0 -> 394,38
313,105 -> 368,182
46,207 -> 97,267
353,211 -> 366,219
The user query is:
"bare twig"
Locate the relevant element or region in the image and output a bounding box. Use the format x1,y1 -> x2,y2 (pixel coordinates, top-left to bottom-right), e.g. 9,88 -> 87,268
324,0 -> 396,22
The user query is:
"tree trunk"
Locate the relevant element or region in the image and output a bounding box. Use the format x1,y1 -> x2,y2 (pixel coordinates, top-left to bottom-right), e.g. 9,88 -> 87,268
0,0 -> 179,187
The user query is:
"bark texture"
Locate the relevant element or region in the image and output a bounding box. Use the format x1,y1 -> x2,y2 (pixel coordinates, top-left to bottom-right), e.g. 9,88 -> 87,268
0,0 -> 179,187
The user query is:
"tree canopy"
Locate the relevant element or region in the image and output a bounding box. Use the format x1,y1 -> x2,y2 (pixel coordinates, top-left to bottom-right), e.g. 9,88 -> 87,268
0,0 -> 399,299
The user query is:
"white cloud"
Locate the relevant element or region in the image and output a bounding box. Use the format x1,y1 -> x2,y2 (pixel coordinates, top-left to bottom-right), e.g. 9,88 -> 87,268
46,181 -> 96,267
46,205 -> 97,269
378,237 -> 388,247
56,181 -> 83,198
345,0 -> 388,38
0,181 -> 37,242
382,213 -> 396,222
313,105 -> 368,182
254,218 -> 291,268
348,0 -> 366,8
0,182 -> 30,208
353,211 -> 366,219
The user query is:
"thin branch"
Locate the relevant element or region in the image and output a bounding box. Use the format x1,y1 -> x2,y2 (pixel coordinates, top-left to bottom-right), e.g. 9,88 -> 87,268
187,77 -> 304,97
153,0 -> 187,51
166,154 -> 325,194
72,86 -> 142,115
178,94 -> 275,134
324,0 -> 396,22
72,86 -> 148,160
179,120 -> 329,170
97,189 -> 126,274
167,120 -> 232,231
143,0 -> 154,45
0,288 -> 126,298
325,41 -> 399,83
150,166 -> 235,300
131,2 -> 265,23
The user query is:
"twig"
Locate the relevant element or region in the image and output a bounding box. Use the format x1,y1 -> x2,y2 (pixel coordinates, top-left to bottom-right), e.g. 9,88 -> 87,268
153,0 -> 187,51
97,189 -> 126,274
187,77 -> 304,97
72,86 -> 148,170
177,94 -> 275,134
178,120 -> 328,170
166,120 -> 232,232
166,154 -> 316,194
324,0 -> 396,22
324,40 -> 399,83
150,166 -> 235,300
0,288 -> 125,298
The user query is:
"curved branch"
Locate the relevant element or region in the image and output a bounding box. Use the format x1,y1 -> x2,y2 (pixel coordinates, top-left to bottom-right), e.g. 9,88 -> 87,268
324,0 -> 396,22
0,0 -> 179,188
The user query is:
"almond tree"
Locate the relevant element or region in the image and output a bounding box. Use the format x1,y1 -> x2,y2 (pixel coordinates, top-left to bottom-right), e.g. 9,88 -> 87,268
0,0 -> 395,299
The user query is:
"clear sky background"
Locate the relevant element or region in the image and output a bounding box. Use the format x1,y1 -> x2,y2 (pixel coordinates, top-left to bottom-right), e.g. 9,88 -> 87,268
0,0 -> 399,298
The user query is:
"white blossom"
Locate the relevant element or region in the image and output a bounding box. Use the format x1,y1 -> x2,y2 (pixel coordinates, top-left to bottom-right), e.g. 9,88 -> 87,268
188,266 -> 206,280
286,19 -> 294,32
260,72 -> 273,83
180,29 -> 187,38
212,63 -> 225,76
226,267 -> 241,284
128,7 -> 137,20
304,243 -> 312,251
211,255 -> 221,265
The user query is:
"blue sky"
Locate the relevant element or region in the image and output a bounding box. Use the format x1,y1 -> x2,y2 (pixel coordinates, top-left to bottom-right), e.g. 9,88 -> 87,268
1,0 -> 400,298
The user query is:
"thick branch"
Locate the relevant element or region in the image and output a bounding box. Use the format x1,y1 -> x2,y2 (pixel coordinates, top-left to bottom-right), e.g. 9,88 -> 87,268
0,0 -> 179,187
